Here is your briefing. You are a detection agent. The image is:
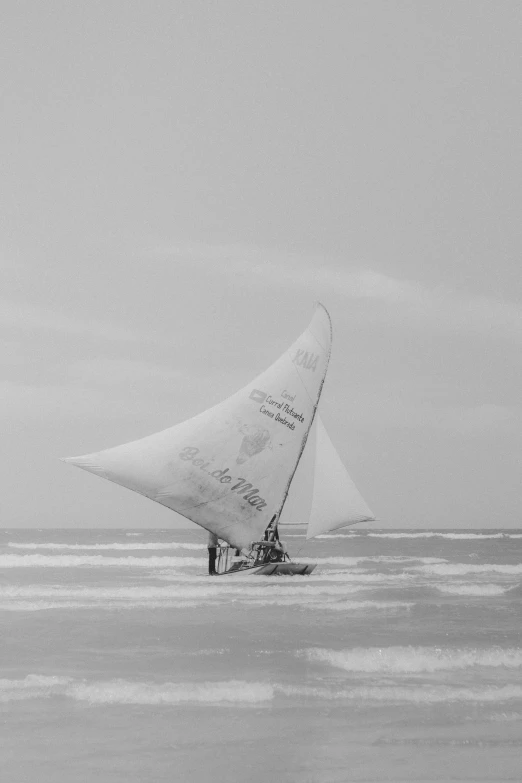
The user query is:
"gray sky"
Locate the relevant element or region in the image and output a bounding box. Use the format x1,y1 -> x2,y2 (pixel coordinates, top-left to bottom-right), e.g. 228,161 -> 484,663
2,2 -> 521,529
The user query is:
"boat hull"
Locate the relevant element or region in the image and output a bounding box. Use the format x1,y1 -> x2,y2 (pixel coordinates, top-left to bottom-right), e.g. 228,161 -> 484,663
217,562 -> 316,577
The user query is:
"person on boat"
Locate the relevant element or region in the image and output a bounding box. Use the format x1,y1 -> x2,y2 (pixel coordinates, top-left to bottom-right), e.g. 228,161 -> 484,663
253,525 -> 287,564
269,536 -> 287,562
207,531 -> 219,575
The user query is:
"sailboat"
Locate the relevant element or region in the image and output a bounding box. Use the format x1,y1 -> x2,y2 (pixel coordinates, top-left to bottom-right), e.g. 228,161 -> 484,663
62,304 -> 374,576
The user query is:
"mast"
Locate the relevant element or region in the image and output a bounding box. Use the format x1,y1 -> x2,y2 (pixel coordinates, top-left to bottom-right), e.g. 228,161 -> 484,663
274,304 -> 332,531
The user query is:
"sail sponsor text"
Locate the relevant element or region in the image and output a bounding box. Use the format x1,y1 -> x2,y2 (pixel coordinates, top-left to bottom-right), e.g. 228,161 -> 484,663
293,349 -> 319,372
249,388 -> 305,430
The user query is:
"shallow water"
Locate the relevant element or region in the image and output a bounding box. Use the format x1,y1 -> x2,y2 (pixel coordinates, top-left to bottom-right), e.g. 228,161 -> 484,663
1,527 -> 522,782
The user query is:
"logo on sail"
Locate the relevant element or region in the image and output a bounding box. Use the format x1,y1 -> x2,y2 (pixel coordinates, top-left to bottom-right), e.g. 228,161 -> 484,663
236,425 -> 270,464
249,389 -> 267,403
293,349 -> 319,372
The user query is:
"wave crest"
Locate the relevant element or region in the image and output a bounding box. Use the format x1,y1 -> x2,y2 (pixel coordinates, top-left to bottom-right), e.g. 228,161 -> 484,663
7,542 -> 205,551
435,583 -> 515,596
415,563 -> 522,576
302,646 -> 522,673
0,676 -> 273,705
0,555 -> 203,568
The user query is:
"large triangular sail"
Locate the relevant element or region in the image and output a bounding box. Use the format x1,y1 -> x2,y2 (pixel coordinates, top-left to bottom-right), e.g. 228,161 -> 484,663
63,305 -> 332,551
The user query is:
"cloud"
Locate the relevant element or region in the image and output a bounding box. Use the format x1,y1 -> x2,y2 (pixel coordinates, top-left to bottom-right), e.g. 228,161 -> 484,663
341,270 -> 522,340
0,359 -> 182,422
157,241 -> 522,340
68,358 -> 183,387
339,390 -> 521,435
0,357 -> 239,425
0,300 -> 151,342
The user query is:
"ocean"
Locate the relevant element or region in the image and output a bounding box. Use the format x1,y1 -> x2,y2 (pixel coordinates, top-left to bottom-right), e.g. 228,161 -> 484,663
1,527 -> 522,783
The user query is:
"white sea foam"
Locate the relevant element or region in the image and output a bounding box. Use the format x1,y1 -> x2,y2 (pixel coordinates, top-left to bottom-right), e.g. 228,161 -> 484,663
304,600 -> 413,612
315,534 -> 359,539
0,583 -> 374,600
0,675 -> 73,702
299,557 -> 364,565
7,542 -> 205,551
69,679 -> 273,705
299,530 -> 522,540
279,684 -> 522,704
434,583 -> 515,596
9,601 -> 412,613
414,563 -> 522,576
0,553 -> 439,570
0,554 -> 204,568
367,532 -> 508,539
299,557 -> 424,567
287,571 -> 412,585
286,556 -> 445,568
156,571 -> 408,587
0,583 -> 414,613
312,572 -> 414,583
302,646 -> 522,673
2,674 -> 522,707
488,712 -> 522,722
0,676 -> 273,705
371,556 -> 447,564
0,601 -> 95,612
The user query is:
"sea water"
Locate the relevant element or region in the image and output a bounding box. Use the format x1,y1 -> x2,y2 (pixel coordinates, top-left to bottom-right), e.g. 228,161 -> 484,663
1,528 -> 521,783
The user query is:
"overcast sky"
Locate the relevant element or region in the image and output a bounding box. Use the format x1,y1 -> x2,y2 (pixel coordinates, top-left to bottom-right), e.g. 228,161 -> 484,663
2,2 -> 521,530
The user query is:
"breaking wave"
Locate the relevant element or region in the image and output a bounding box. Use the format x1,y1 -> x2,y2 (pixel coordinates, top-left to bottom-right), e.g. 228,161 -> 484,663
70,679 -> 273,705
367,532 -> 510,539
0,583 -> 412,612
7,542 -> 205,551
305,600 -> 412,612
0,553 -> 443,571
434,583 -> 516,596
0,555 -> 203,568
0,675 -> 273,705
315,534 -> 359,539
415,563 -> 522,576
301,646 -> 522,673
488,712 -> 522,722
3,675 -> 522,707
0,599 -> 411,613
0,675 -> 73,702
300,557 -> 431,567
279,684 -> 522,704
311,572 -> 414,583
0,601 -> 95,612
0,583 -> 374,600
0,553 -> 442,571
305,555 -> 446,565
282,530 -> 522,540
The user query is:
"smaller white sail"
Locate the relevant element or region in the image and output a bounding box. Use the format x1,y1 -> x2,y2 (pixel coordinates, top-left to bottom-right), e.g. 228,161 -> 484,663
305,417 -> 374,538
279,415 -> 374,537
278,416 -> 317,527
